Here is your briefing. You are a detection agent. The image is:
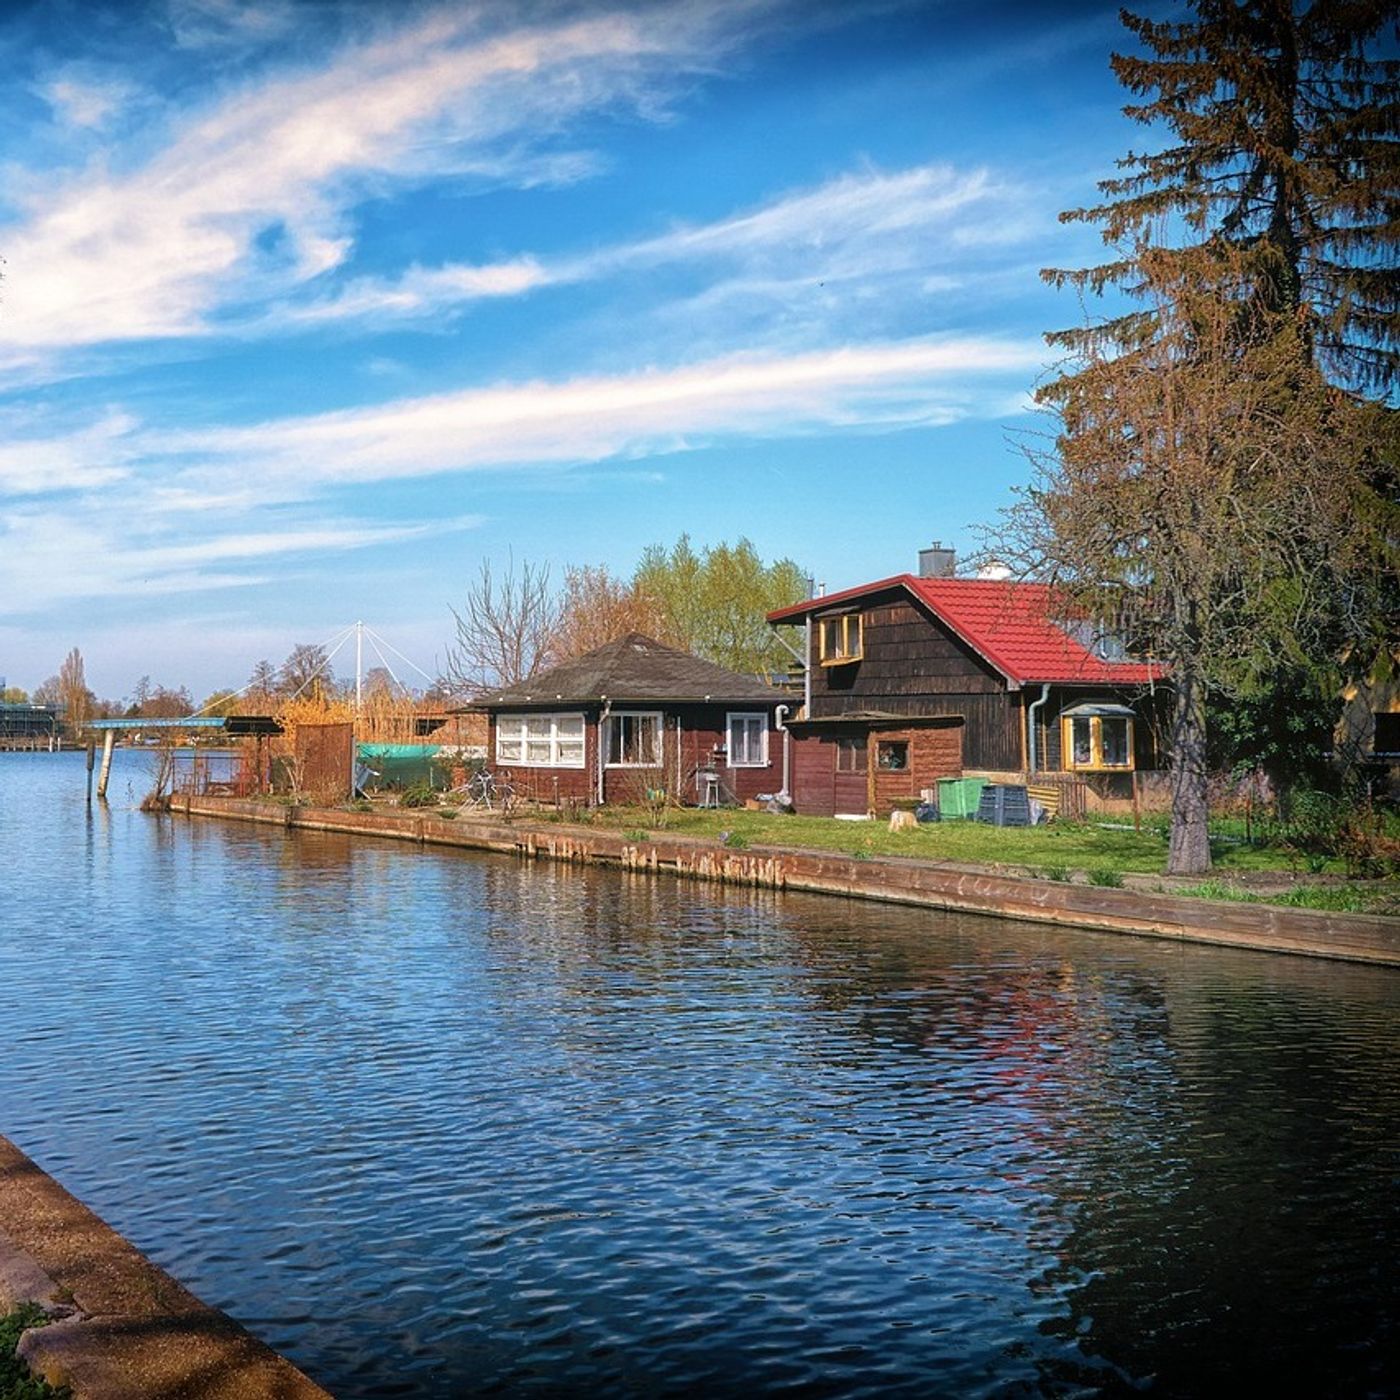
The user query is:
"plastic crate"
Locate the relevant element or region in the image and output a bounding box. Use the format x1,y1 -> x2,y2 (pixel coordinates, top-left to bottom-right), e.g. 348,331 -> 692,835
975,783 -> 1032,827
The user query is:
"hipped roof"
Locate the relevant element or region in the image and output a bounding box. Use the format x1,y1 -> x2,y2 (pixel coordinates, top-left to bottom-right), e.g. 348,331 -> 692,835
472,633 -> 786,708
769,574 -> 1163,687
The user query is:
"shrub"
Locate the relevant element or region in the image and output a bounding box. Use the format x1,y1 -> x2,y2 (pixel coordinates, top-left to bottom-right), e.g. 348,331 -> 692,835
399,784 -> 438,808
1089,868 -> 1125,888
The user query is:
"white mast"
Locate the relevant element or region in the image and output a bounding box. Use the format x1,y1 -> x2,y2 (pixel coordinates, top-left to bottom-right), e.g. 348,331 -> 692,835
355,621 -> 363,712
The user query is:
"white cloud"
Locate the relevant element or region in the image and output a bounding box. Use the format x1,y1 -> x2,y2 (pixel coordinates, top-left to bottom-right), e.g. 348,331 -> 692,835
41,75 -> 136,131
0,1 -> 753,358
154,335 -> 1043,486
285,162 -> 1028,327
0,505 -> 482,613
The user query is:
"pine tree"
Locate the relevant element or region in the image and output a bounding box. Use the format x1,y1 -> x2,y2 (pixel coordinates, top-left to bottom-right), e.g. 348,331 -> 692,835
1005,2 -> 1399,875
1048,0 -> 1399,394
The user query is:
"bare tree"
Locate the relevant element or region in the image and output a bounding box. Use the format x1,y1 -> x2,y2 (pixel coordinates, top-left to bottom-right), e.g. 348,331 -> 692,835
278,643 -> 334,701
552,564 -> 672,661
444,555 -> 559,694
57,647 -> 91,737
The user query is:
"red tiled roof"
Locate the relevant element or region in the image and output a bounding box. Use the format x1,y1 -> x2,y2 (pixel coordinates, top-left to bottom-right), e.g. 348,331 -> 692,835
768,574 -> 1164,687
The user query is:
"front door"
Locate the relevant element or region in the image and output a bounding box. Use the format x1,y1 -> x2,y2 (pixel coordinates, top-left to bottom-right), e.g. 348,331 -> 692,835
833,734 -> 869,815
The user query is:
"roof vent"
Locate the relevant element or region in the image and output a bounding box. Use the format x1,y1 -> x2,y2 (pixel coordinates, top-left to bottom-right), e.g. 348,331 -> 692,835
918,542 -> 956,578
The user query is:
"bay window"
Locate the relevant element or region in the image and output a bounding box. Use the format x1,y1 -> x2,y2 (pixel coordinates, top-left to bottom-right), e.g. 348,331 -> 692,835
1061,705 -> 1135,772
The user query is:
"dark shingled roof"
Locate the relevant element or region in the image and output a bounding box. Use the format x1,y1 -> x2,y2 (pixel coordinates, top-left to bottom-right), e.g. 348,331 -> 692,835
475,633 -> 785,708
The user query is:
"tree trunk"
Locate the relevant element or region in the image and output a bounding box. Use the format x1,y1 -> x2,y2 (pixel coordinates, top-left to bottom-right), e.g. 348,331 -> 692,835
1167,666 -> 1212,876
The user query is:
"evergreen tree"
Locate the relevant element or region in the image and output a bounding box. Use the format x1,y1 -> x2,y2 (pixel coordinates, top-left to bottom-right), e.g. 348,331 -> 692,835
1005,2 -> 1399,874
1050,0 -> 1399,393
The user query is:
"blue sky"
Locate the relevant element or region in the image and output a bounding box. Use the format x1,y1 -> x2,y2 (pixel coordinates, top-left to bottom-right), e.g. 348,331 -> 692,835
0,0 -> 1159,700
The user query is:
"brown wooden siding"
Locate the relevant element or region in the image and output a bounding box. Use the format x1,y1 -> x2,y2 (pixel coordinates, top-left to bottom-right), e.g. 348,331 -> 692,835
791,722 -> 963,817
807,591 -> 1021,770
488,705 -> 781,807
809,593 -> 1005,706
870,725 -> 963,814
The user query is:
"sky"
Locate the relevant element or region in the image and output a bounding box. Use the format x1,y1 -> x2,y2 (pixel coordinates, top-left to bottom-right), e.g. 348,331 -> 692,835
0,0 -> 1163,701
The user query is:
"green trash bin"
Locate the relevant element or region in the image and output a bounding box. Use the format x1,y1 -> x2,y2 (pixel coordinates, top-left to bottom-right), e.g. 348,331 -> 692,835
937,777 -> 987,820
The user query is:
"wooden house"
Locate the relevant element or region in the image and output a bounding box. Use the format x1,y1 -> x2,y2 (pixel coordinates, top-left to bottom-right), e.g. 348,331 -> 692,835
767,555 -> 1165,817
469,633 -> 790,807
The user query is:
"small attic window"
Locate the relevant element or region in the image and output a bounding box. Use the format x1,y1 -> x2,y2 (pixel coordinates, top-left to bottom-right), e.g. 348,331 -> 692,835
818,613 -> 863,666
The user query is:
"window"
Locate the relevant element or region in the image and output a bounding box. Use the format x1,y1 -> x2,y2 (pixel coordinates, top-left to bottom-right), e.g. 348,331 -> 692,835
876,740 -> 908,771
836,736 -> 867,773
727,712 -> 768,767
1374,713 -> 1400,755
607,711 -> 662,767
818,613 -> 863,665
1062,711 -> 1134,771
496,713 -> 585,768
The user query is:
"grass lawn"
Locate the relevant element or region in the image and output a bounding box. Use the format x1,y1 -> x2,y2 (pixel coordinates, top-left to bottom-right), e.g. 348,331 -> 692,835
592,805 -> 1316,876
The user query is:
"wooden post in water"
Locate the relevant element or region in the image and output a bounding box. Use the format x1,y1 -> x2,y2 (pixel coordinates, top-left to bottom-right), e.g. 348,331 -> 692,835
96,729 -> 116,800
85,742 -> 95,803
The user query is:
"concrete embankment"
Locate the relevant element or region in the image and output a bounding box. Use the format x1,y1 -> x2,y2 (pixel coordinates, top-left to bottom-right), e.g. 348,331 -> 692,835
0,1136 -> 329,1399
177,796 -> 1400,969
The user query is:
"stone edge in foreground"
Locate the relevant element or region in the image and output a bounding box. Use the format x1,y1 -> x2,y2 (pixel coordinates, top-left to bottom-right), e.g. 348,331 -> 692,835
0,1136 -> 330,1399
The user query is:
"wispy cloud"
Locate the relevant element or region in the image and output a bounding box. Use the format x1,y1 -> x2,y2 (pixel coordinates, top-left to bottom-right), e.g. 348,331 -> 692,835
154,335 -> 1044,487
0,333 -> 1038,610
0,507 -> 482,612
0,1 -> 755,362
284,162 -> 1032,328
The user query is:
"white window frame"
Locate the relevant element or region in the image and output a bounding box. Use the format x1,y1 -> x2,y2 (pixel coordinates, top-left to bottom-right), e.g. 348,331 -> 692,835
726,712 -> 769,768
605,710 -> 664,768
495,712 -> 586,769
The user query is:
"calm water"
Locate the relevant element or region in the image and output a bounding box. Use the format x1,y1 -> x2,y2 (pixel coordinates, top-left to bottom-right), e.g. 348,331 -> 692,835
2,752 -> 1398,1397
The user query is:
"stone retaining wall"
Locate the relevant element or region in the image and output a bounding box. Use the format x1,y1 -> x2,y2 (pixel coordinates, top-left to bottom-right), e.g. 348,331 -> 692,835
177,796 -> 1400,969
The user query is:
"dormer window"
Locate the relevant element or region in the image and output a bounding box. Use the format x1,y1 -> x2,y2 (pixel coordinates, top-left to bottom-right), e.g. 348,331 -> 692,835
818,613 -> 863,666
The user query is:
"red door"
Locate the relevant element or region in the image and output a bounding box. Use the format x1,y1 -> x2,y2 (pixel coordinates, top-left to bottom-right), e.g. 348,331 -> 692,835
833,735 -> 869,815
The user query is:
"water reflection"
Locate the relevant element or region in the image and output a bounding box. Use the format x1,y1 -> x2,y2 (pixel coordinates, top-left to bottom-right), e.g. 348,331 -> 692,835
1,753 -> 1397,1397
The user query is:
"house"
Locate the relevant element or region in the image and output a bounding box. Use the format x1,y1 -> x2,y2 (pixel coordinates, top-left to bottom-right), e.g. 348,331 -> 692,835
470,633 -> 790,807
766,547 -> 1166,817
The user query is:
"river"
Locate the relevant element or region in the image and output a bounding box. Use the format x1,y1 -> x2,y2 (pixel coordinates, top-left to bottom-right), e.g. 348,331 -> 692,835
2,751 -> 1397,1396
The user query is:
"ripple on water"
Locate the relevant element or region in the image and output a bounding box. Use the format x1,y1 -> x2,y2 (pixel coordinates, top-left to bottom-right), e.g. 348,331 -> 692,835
2,753 -> 1399,1397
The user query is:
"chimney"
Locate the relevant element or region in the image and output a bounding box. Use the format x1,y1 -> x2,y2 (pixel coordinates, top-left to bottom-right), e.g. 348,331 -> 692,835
918,541 -> 956,578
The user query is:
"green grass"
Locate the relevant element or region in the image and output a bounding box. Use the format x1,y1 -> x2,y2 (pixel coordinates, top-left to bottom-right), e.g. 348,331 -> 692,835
1178,879 -> 1400,916
0,1306 -> 68,1400
592,807 -> 1328,877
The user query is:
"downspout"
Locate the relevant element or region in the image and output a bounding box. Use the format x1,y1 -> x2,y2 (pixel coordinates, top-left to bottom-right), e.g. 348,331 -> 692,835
775,704 -> 791,804
597,698 -> 611,806
1027,684 -> 1051,778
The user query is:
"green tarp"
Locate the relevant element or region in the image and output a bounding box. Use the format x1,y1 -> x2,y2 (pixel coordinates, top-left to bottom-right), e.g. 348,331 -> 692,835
356,743 -> 443,790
